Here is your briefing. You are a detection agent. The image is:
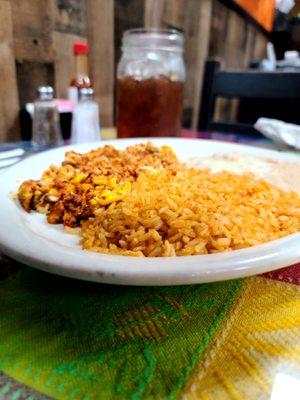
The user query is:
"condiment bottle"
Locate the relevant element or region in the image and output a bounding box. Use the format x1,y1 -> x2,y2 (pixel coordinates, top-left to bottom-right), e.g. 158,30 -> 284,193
31,86 -> 63,148
71,88 -> 101,144
68,43 -> 91,103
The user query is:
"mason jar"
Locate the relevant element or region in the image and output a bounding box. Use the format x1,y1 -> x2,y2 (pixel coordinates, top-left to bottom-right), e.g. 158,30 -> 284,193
116,28 -> 185,138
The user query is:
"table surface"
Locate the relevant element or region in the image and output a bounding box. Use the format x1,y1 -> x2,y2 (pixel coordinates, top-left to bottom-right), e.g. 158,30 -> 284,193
0,131 -> 299,400
0,128 -> 287,150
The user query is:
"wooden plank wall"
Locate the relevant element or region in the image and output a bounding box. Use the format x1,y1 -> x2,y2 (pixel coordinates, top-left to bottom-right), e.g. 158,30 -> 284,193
87,0 -> 114,127
211,0 -> 268,122
0,0 -> 114,141
53,0 -> 88,99
145,0 -> 268,128
0,0 -> 268,141
0,0 -> 20,141
208,1 -> 267,124
144,0 -> 213,129
115,0 -> 145,123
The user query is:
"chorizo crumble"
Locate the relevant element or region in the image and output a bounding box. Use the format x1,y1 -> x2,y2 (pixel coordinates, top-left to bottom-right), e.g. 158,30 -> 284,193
18,143 -> 179,227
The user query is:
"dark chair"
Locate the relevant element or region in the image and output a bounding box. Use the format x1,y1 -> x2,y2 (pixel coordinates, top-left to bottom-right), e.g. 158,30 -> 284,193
199,60 -> 300,135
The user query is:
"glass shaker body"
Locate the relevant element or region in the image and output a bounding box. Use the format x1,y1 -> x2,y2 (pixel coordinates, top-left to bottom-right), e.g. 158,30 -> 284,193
117,29 -> 185,138
31,87 -> 63,148
71,88 -> 101,144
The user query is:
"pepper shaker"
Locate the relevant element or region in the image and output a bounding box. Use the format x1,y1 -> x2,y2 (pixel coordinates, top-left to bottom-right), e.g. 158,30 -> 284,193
31,86 -> 63,148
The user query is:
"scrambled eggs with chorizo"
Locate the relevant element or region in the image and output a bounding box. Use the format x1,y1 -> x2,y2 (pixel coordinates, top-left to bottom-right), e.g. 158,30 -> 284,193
18,143 -> 178,227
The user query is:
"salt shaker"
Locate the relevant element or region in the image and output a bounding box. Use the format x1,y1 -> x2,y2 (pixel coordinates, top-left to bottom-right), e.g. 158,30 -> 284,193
71,88 -> 101,144
31,86 -> 63,147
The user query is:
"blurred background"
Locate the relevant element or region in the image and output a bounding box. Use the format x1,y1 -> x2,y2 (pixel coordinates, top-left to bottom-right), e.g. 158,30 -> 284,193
1,0 -> 300,142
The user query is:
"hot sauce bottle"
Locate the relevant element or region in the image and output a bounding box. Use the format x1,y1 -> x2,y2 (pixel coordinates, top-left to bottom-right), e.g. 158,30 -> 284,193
68,43 -> 91,103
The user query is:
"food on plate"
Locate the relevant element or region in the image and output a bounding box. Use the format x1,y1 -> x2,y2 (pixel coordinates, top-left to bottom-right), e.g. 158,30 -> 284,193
187,152 -> 300,194
81,168 -> 300,256
18,143 -> 178,227
18,143 -> 300,257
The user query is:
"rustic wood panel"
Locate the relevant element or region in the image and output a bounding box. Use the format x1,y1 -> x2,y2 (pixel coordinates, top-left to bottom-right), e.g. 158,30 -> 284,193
210,0 -> 229,122
224,11 -> 247,69
190,0 -> 213,130
10,0 -> 54,62
145,0 -> 190,110
180,1 -> 200,111
292,0 -> 300,15
16,61 -> 54,107
144,0 -> 165,28
114,0 -> 144,79
213,10 -> 264,123
53,31 -> 87,98
0,0 -> 20,141
1,0 -> 270,139
223,11 -> 248,121
253,31 -> 268,60
54,0 -> 87,36
145,0 -> 267,128
86,0 -> 114,127
209,0 -> 229,59
244,24 -> 256,66
162,0 -> 185,27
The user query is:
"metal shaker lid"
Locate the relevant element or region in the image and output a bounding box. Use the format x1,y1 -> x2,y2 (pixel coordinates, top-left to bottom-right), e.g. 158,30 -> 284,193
37,86 -> 54,101
79,87 -> 94,101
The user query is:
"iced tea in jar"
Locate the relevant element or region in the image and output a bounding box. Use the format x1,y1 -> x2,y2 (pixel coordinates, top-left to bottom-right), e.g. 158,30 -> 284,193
117,29 -> 185,138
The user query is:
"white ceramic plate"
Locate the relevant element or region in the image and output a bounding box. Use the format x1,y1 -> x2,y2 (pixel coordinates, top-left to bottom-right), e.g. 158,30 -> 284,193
1,138 -> 300,286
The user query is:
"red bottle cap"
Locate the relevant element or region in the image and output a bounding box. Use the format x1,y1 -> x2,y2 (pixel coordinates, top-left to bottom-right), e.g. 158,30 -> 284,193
73,43 -> 89,54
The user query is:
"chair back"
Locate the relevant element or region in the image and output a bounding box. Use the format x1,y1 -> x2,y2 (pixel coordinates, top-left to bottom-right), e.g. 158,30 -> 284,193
199,60 -> 300,134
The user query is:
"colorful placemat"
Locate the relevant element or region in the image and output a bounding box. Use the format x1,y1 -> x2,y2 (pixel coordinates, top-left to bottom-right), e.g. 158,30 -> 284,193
0,255 -> 299,400
183,275 -> 300,399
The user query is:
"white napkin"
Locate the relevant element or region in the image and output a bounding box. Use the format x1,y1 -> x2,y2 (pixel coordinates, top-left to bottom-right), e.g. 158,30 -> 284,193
254,118 -> 300,150
276,0 -> 295,13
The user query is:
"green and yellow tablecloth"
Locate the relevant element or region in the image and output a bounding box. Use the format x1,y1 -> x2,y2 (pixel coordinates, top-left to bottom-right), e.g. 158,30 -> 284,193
0,253 -> 299,400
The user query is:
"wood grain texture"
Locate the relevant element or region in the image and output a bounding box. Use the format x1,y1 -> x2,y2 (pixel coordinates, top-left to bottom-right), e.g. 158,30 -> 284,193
86,0 -> 114,127
212,8 -> 267,123
209,0 -> 229,59
154,0 -> 213,128
53,31 -> 87,98
10,0 -> 54,62
144,0 -> 165,28
253,31 -> 267,61
0,0 -> 270,139
16,61 -> 54,107
145,0 -> 269,129
54,0 -> 87,36
210,0 -> 229,121
190,0 -> 213,130
244,24 -> 256,67
0,0 -> 20,141
162,0 -> 185,27
224,11 -> 247,69
114,0 -> 144,80
222,11 -> 247,121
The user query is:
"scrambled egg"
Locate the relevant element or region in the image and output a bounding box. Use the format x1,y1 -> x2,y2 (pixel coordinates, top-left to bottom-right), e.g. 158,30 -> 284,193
90,179 -> 132,206
18,143 -> 179,227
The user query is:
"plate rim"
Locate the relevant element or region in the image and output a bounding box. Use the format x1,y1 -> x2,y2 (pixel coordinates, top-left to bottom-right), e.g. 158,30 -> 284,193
1,137 -> 300,285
